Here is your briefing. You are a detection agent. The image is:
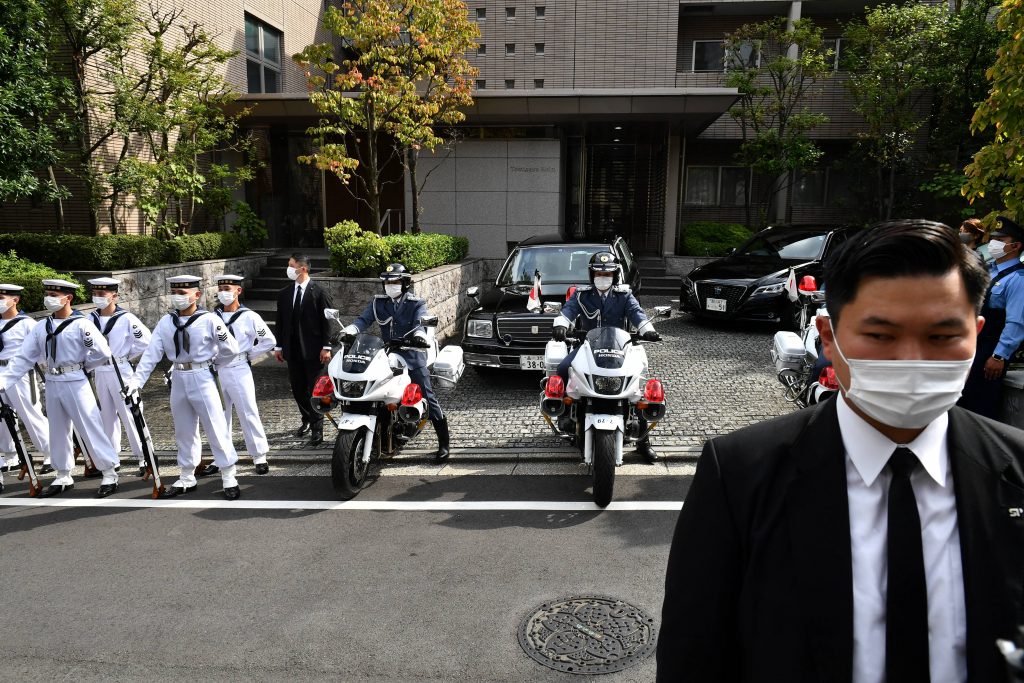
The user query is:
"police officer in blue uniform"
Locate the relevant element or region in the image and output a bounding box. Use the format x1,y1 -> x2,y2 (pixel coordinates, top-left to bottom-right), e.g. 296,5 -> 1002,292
553,251 -> 661,463
958,215 -> 1024,419
343,263 -> 450,462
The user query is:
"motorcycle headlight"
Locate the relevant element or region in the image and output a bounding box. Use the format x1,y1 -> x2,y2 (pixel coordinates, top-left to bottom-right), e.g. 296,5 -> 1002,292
593,375 -> 624,395
467,318 -> 493,338
339,380 -> 367,398
752,282 -> 786,297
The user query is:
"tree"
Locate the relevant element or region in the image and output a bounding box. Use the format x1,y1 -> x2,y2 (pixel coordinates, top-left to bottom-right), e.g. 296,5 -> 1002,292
725,17 -> 831,229
842,3 -> 950,220
963,1 -> 1024,223
294,0 -> 478,234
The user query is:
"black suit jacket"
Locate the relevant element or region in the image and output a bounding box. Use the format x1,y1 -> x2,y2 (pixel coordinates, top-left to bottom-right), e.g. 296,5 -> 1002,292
275,280 -> 336,362
657,398 -> 1024,682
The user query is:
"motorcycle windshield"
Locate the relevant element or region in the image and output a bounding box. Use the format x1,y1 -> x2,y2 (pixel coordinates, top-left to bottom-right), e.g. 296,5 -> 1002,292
343,333 -> 385,374
586,327 -> 630,369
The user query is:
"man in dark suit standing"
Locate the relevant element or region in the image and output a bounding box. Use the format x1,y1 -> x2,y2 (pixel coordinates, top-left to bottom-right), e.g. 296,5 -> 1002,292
658,220 -> 1024,682
274,253 -> 336,446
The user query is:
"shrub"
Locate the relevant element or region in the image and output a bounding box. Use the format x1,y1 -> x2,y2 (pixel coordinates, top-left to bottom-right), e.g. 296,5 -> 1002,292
324,221 -> 391,277
0,251 -> 83,311
680,222 -> 754,257
231,202 -> 268,246
384,233 -> 469,273
159,233 -> 250,264
0,231 -> 249,269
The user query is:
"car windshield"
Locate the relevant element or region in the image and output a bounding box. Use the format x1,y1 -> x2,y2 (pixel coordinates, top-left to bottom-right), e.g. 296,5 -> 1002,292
496,246 -> 605,285
735,232 -> 828,261
586,326 -> 631,369
342,333 -> 385,374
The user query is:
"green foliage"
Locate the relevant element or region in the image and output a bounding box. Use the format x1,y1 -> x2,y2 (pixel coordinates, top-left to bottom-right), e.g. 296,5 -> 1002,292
230,202 -> 268,246
385,232 -> 468,272
0,232 -> 248,270
162,233 -> 250,264
0,251 -> 82,311
323,222 -> 467,276
680,222 -> 754,257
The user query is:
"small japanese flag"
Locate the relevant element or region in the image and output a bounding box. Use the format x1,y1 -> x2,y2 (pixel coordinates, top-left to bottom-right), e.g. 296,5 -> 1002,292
527,270 -> 542,312
785,268 -> 799,302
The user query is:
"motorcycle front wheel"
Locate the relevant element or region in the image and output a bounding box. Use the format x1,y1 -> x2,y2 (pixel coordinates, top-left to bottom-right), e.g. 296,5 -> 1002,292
592,430 -> 616,508
332,427 -> 371,500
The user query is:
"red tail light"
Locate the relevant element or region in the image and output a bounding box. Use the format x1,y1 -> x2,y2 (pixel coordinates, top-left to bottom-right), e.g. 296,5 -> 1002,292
401,383 -> 423,406
643,378 -> 665,403
312,375 -> 335,398
545,375 -> 565,399
798,275 -> 818,292
565,286 -> 577,301
819,366 -> 839,391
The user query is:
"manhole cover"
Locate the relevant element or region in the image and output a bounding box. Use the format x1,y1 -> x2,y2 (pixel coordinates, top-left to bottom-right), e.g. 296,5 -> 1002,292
517,596 -> 658,675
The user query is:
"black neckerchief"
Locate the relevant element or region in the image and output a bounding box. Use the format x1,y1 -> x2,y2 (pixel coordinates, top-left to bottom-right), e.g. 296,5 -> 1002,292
172,309 -> 208,357
45,311 -> 83,361
0,313 -> 28,354
90,306 -> 127,337
215,304 -> 250,338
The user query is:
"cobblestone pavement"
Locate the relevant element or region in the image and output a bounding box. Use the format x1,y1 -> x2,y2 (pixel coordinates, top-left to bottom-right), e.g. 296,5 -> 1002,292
125,295 -> 795,454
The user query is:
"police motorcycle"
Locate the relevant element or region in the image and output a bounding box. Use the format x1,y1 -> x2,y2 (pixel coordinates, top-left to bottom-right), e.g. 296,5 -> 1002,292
770,272 -> 838,408
313,309 -> 463,500
540,313 -> 670,508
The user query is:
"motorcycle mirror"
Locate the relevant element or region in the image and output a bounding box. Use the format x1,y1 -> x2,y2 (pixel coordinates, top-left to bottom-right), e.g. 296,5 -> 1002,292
543,301 -> 562,314
324,308 -> 340,320
466,286 -> 479,299
420,315 -> 439,327
653,305 -> 671,317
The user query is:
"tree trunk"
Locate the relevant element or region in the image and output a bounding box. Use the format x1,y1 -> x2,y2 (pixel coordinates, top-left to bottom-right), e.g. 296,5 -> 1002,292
48,166 -> 65,233
886,164 -> 896,221
408,147 -> 420,234
72,54 -> 100,235
365,117 -> 382,235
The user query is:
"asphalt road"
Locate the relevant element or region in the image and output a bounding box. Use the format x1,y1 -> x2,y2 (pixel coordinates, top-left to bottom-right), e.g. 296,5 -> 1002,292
0,471 -> 692,682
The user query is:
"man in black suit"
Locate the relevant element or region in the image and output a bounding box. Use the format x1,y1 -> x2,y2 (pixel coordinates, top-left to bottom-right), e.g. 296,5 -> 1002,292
274,253 -> 336,446
658,220 -> 1024,682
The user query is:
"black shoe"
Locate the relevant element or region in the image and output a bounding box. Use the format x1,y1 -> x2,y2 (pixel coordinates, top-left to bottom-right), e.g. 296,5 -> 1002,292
197,464 -> 220,477
96,482 -> 118,498
160,484 -> 196,498
295,421 -> 311,437
0,463 -> 15,473
308,424 -> 324,447
136,464 -> 147,477
254,462 -> 270,475
636,440 -> 659,464
38,464 -> 54,475
83,467 -> 102,479
431,417 -> 450,463
222,485 -> 241,501
0,481 -> 4,494
40,483 -> 73,497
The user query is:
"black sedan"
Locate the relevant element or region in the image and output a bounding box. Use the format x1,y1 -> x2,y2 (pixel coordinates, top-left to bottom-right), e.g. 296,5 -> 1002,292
679,225 -> 852,327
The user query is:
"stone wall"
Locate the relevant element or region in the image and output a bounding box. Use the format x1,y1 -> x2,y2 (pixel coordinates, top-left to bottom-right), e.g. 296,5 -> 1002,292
664,256 -> 717,276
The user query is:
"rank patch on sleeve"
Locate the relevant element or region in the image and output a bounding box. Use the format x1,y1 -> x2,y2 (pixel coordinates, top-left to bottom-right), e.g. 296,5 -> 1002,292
257,328 -> 266,337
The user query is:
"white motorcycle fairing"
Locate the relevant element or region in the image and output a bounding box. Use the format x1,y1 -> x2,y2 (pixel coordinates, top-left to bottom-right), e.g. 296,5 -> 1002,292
335,412 -> 377,463
583,413 -> 625,466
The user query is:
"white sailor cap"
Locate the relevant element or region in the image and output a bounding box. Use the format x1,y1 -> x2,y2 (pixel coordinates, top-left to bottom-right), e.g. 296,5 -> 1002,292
0,284 -> 25,295
214,274 -> 245,285
166,274 -> 202,288
42,279 -> 80,294
87,277 -> 121,290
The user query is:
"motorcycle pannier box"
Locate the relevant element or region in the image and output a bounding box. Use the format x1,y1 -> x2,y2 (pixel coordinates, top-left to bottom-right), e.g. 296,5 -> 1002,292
772,331 -> 805,373
544,339 -> 568,376
433,345 -> 465,389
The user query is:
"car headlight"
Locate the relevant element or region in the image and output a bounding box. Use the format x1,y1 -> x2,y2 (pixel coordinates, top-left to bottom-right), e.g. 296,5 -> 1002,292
593,375 -> 624,395
682,278 -> 696,297
467,318 -> 493,338
752,282 -> 786,297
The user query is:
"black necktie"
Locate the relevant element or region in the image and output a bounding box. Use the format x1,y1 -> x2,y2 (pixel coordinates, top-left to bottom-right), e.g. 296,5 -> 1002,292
885,447 -> 930,682
293,285 -> 302,323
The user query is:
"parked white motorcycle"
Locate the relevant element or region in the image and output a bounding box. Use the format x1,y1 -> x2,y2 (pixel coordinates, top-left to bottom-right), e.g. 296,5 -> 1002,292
313,309 -> 464,500
770,275 -> 838,408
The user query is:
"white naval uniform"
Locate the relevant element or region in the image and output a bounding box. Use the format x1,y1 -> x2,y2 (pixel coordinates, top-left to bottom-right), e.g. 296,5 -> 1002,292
214,305 -> 276,464
0,314 -> 50,462
90,308 -> 151,465
133,309 -> 239,488
2,313 -> 120,480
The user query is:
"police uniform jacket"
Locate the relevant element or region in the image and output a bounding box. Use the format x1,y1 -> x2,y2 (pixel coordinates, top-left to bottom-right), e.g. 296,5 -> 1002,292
555,285 -> 652,334
987,259 -> 1024,359
351,293 -> 430,370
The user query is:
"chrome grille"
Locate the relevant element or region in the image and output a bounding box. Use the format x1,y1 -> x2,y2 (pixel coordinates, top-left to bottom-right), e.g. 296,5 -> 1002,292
496,315 -> 553,345
696,282 -> 746,310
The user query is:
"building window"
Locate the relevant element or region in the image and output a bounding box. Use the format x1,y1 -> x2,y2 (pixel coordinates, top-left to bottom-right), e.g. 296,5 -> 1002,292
506,6 -> 516,19
535,43 -> 545,56
505,43 -> 516,55
476,7 -> 486,20
822,38 -> 842,70
535,6 -> 545,19
478,44 -> 486,55
245,15 -> 282,93
720,167 -> 750,207
792,169 -> 827,207
684,166 -> 752,206
692,40 -> 726,72
534,79 -> 544,88
477,79 -> 486,89
726,42 -> 760,71
505,79 -> 515,89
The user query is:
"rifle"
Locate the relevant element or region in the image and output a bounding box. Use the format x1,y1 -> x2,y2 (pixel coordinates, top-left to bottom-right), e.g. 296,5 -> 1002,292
111,359 -> 164,498
0,394 -> 42,496
73,430 -> 100,478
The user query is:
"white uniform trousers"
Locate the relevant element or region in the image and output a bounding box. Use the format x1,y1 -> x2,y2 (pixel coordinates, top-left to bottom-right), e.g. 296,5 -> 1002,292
94,367 -> 145,464
0,371 -> 50,458
171,369 -> 238,487
46,378 -> 119,474
220,362 -> 269,464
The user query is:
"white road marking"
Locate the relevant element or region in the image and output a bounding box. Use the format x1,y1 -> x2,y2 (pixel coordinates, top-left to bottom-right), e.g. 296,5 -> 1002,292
0,498 -> 683,512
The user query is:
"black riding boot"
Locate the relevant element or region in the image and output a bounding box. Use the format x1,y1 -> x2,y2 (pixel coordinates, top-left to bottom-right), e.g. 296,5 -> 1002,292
431,417 -> 450,463
636,418 -> 659,463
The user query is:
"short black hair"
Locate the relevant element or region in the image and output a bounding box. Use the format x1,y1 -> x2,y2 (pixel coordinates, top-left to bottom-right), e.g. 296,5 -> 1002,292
291,253 -> 311,270
824,219 -> 990,325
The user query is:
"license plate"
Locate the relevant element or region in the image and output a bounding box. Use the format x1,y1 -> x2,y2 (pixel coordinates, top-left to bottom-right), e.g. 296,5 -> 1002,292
705,297 -> 727,312
520,355 -> 545,370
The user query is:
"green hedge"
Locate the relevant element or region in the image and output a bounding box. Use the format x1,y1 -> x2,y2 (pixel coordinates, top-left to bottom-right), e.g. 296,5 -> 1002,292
323,222 -> 468,277
0,251 -> 83,311
680,222 -> 754,257
0,232 -> 250,271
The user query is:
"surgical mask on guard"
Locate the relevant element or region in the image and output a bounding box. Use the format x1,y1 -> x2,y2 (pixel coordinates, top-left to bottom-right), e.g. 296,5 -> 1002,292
593,276 -> 613,291
988,239 -> 1010,259
217,291 -> 236,306
286,266 -> 299,281
170,294 -> 193,311
0,299 -> 12,314
43,296 -> 65,312
92,295 -> 111,308
829,321 -> 972,429
385,284 -> 403,299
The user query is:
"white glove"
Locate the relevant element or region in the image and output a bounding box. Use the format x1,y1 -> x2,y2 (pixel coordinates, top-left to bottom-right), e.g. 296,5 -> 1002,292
342,325 -> 359,336
123,376 -> 141,397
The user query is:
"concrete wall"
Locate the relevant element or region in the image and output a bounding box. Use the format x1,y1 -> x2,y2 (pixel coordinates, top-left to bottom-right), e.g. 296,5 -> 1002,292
665,255 -> 717,276
316,259 -> 492,343
406,139 -> 563,259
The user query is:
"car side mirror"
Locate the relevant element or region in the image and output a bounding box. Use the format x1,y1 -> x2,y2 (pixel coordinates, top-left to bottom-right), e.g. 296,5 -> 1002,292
653,305 -> 671,318
466,286 -> 479,299
324,308 -> 340,321
420,315 -> 438,327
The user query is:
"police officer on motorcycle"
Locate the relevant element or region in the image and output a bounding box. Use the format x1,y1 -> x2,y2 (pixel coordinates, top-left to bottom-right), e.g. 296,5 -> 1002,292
343,264 -> 450,462
552,251 -> 661,463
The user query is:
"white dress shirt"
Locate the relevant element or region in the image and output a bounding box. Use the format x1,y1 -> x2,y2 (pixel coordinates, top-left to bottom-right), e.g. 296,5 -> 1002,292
837,393 -> 967,683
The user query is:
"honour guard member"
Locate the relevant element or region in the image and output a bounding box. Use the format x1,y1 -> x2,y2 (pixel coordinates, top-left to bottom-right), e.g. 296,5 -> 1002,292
0,284 -> 51,488
128,275 -> 242,500
88,278 -> 152,477
0,279 -> 120,497
552,251 -> 662,463
343,263 -> 450,462
195,274 -> 276,477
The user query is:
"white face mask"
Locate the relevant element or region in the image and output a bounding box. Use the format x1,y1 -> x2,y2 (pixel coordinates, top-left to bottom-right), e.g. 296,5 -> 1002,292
170,294 -> 193,311
44,296 -> 65,312
988,239 -> 1010,259
286,266 -> 299,281
0,298 -> 12,314
92,295 -> 112,308
217,291 -> 236,306
385,283 -> 403,299
830,321 -> 972,429
593,276 -> 614,291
